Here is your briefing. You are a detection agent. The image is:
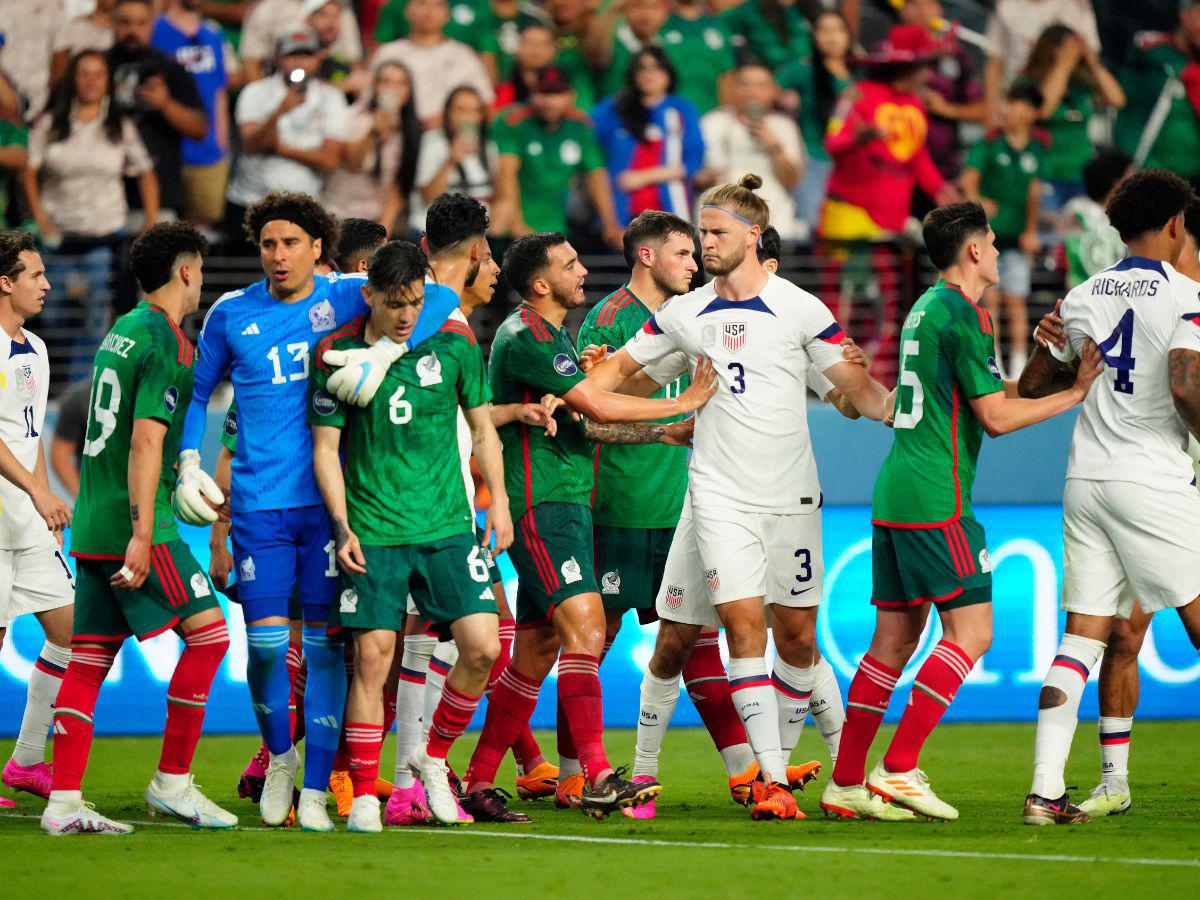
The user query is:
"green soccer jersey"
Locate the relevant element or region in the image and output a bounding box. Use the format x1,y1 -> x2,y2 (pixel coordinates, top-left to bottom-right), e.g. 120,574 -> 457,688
308,317 -> 490,547
71,302 -> 196,557
1116,34 -> 1200,179
492,106 -> 605,233
660,14 -> 735,114
721,0 -> 811,73
872,281 -> 1004,527
577,286 -> 689,528
964,132 -> 1046,246
490,304 -> 593,519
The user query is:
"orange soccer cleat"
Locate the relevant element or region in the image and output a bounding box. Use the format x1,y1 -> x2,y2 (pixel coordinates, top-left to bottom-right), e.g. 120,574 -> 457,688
729,760 -> 823,806
554,772 -> 585,809
749,782 -> 804,821
516,761 -> 560,801
329,770 -> 353,817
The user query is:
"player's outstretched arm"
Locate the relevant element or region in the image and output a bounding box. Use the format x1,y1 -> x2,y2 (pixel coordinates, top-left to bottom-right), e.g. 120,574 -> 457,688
1018,301 -> 1077,398
490,400 -> 559,436
464,404 -> 513,553
972,338 -> 1104,437
824,337 -> 871,419
117,418 -> 169,591
1168,348 -> 1200,440
567,355 -> 717,423
579,344 -> 679,397
0,435 -> 69,532
312,423 -> 365,574
821,359 -> 891,422
584,345 -> 649,393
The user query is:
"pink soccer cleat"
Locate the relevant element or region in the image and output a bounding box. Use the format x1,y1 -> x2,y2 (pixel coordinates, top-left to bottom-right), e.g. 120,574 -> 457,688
385,781 -> 432,826
237,746 -> 269,802
1,795 -> 16,808
3,759 -> 53,799
620,776 -> 658,819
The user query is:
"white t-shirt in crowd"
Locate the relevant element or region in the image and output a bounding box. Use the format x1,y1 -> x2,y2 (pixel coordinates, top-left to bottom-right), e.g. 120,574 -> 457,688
986,0 -> 1100,82
373,38 -> 494,122
239,0 -> 363,63
408,128 -> 497,231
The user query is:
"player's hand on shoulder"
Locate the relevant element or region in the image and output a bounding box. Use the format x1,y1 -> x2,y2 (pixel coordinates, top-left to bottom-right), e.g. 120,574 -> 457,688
1071,337 -> 1105,399
485,496 -> 514,553
840,336 -> 869,368
1034,299 -> 1067,350
578,343 -> 607,373
31,485 -> 70,532
112,535 -> 151,591
174,450 -> 225,526
679,357 -> 718,412
322,339 -> 405,407
660,416 -> 696,447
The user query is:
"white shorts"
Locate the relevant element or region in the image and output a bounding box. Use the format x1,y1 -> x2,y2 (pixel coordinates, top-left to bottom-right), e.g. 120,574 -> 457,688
1062,478 -> 1200,618
655,501 -> 824,627
0,533 -> 75,629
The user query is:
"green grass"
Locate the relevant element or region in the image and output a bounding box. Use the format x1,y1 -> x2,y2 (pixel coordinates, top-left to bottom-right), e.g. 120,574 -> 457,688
3,723 -> 1198,898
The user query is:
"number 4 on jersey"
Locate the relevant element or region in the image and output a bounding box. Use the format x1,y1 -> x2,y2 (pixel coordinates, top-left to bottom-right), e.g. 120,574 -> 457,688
1098,309 -> 1135,395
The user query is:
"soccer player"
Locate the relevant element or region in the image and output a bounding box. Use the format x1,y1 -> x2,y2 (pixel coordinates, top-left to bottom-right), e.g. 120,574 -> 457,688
311,239 -> 510,831
0,231 -> 73,807
461,231 -> 715,820
174,192 -> 459,830
1017,170 -> 1200,826
587,174 -> 892,821
333,218 -> 388,274
41,223 -> 236,835
814,201 -> 1103,823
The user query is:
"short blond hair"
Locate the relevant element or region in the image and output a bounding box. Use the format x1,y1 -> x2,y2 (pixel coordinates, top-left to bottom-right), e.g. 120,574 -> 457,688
697,173 -> 769,229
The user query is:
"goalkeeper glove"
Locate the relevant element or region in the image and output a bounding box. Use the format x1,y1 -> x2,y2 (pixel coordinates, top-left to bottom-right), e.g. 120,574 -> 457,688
174,449 -> 225,526
322,337 -> 407,407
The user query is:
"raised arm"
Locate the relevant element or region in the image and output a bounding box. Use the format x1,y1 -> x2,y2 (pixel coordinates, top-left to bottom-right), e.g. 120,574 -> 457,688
972,339 -> 1103,437
564,356 -> 715,423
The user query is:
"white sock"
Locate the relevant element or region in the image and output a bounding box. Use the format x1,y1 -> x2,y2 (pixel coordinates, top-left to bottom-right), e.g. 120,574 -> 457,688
718,743 -> 755,776
1099,716 -> 1133,789
48,789 -> 82,811
152,770 -> 189,793
728,657 -> 785,785
772,658 -> 814,758
12,641 -> 70,767
1030,634 -> 1106,799
271,745 -> 299,765
809,656 -> 845,764
394,634 -> 436,786
633,671 -> 679,778
558,756 -> 582,778
421,641 -> 458,744
299,787 -> 325,804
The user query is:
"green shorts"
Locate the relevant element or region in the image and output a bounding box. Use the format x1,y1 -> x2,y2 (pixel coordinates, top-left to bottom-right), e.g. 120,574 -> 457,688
594,524 -> 674,622
334,533 -> 497,632
72,540 -> 220,641
510,502 -> 597,627
872,518 -> 992,611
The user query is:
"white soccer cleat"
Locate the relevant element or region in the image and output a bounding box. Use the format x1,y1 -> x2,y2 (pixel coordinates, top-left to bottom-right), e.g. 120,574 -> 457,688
41,800 -> 134,836
867,762 -> 958,821
1079,782 -> 1132,817
819,780 -> 915,821
409,748 -> 464,825
347,794 -> 383,834
145,776 -> 238,829
260,749 -> 299,826
297,788 -> 335,832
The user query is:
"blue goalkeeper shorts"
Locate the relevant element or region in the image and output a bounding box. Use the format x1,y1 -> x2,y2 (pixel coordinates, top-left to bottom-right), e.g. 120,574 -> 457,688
231,505 -> 338,623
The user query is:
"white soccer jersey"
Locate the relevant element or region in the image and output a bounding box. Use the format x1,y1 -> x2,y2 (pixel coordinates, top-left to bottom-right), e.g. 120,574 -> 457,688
625,273 -> 845,513
1053,256 -> 1200,490
0,330 -> 50,549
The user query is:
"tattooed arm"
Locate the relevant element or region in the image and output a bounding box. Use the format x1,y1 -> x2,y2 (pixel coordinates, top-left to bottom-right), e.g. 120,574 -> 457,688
582,417 -> 694,446
312,423 -> 365,574
1169,349 -> 1200,440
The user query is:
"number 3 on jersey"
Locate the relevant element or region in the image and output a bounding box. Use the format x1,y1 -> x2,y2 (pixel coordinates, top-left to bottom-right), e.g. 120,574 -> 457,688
1098,309 -> 1135,395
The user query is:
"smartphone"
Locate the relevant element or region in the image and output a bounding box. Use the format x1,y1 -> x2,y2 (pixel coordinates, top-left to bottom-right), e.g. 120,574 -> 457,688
747,101 -> 766,124
457,121 -> 480,144
288,68 -> 308,94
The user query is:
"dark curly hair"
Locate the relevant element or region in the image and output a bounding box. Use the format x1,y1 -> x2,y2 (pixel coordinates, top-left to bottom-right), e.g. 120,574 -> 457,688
425,193 -> 490,255
0,230 -> 38,284
243,192 -> 338,251
503,232 -> 567,299
1106,168 -> 1195,243
335,217 -> 387,273
129,222 -> 210,294
368,240 -> 430,300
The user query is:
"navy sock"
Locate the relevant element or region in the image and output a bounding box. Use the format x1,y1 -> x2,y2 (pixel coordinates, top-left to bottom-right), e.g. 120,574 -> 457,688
301,626 -> 348,791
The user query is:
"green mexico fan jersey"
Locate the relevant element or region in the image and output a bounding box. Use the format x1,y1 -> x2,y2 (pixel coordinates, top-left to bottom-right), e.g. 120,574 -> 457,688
577,286 -> 689,529
490,304 -> 592,519
308,316 -> 490,546
72,302 -> 195,557
872,281 -> 1004,526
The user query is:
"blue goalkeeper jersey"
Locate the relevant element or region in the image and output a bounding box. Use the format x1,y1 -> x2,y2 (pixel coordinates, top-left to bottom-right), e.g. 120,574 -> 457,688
181,272 -> 458,513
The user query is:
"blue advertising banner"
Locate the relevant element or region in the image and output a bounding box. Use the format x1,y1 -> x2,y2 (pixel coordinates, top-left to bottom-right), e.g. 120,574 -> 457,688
2,506 -> 1196,736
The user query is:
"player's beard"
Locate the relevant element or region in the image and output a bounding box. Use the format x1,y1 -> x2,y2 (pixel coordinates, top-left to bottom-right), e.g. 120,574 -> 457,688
550,281 -> 585,309
703,242 -> 746,277
650,262 -> 693,298
464,257 -> 481,288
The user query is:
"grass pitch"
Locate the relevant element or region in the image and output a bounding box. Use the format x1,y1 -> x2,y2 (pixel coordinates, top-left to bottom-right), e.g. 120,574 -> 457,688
3,722 -> 1198,898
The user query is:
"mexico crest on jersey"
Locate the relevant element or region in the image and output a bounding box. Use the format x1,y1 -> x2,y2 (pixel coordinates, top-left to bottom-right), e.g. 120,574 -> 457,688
665,584 -> 684,610
723,323 -> 746,353
601,570 -> 620,594
309,299 -> 336,333
416,352 -> 442,387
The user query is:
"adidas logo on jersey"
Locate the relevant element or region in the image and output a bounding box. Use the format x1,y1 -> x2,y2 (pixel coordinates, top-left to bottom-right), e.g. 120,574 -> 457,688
313,715 -> 339,729
241,323 -> 260,336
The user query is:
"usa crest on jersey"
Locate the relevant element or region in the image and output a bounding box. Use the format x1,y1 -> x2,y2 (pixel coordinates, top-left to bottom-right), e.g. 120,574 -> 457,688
723,323 -> 746,353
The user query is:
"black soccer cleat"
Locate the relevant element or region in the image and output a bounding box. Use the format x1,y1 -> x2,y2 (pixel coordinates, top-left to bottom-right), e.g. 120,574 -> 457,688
580,772 -> 662,821
460,788 -> 532,823
1022,791 -> 1089,826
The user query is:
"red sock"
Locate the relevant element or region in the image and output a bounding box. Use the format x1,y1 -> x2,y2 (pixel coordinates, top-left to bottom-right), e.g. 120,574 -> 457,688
344,721 -> 385,797
159,622 -> 229,775
427,684 -> 482,759
883,641 -> 973,773
382,678 -> 398,736
288,645 -> 306,744
557,654 -> 609,785
512,725 -> 542,770
51,643 -> 119,792
682,633 -> 748,752
556,696 -> 577,762
831,654 -> 900,787
487,622 -> 515,693
466,666 -> 541,787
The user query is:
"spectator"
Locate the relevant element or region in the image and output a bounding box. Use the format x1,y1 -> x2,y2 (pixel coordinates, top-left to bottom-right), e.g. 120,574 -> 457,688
1061,146 -> 1130,288
374,0 -> 494,128
961,80 -> 1047,376
0,74 -> 28,226
324,60 -> 421,232
1115,3 -> 1200,184
1019,24 -> 1125,209
0,0 -> 66,119
902,0 -> 985,184
153,0 -> 231,229
492,63 -> 622,246
699,59 -> 804,238
305,0 -> 368,97
52,0 -> 118,85
411,86 -> 495,231
108,0 -> 208,225
723,0 -> 812,74
50,376 -> 92,499
592,46 -> 704,226
239,0 -> 362,83
585,0 -> 672,101
984,0 -> 1100,125
495,22 -> 561,109
658,1 -> 735,115
543,0 -> 604,111
225,26 -> 348,229
20,50 -> 156,383
202,1 -> 252,52
778,8 -> 853,231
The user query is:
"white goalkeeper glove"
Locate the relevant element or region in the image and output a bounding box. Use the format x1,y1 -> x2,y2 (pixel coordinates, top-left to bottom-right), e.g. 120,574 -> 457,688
322,337 -> 408,407
173,449 -> 225,526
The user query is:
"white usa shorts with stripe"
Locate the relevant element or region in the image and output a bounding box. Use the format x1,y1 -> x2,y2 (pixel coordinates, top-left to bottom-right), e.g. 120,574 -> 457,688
0,531 -> 75,628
